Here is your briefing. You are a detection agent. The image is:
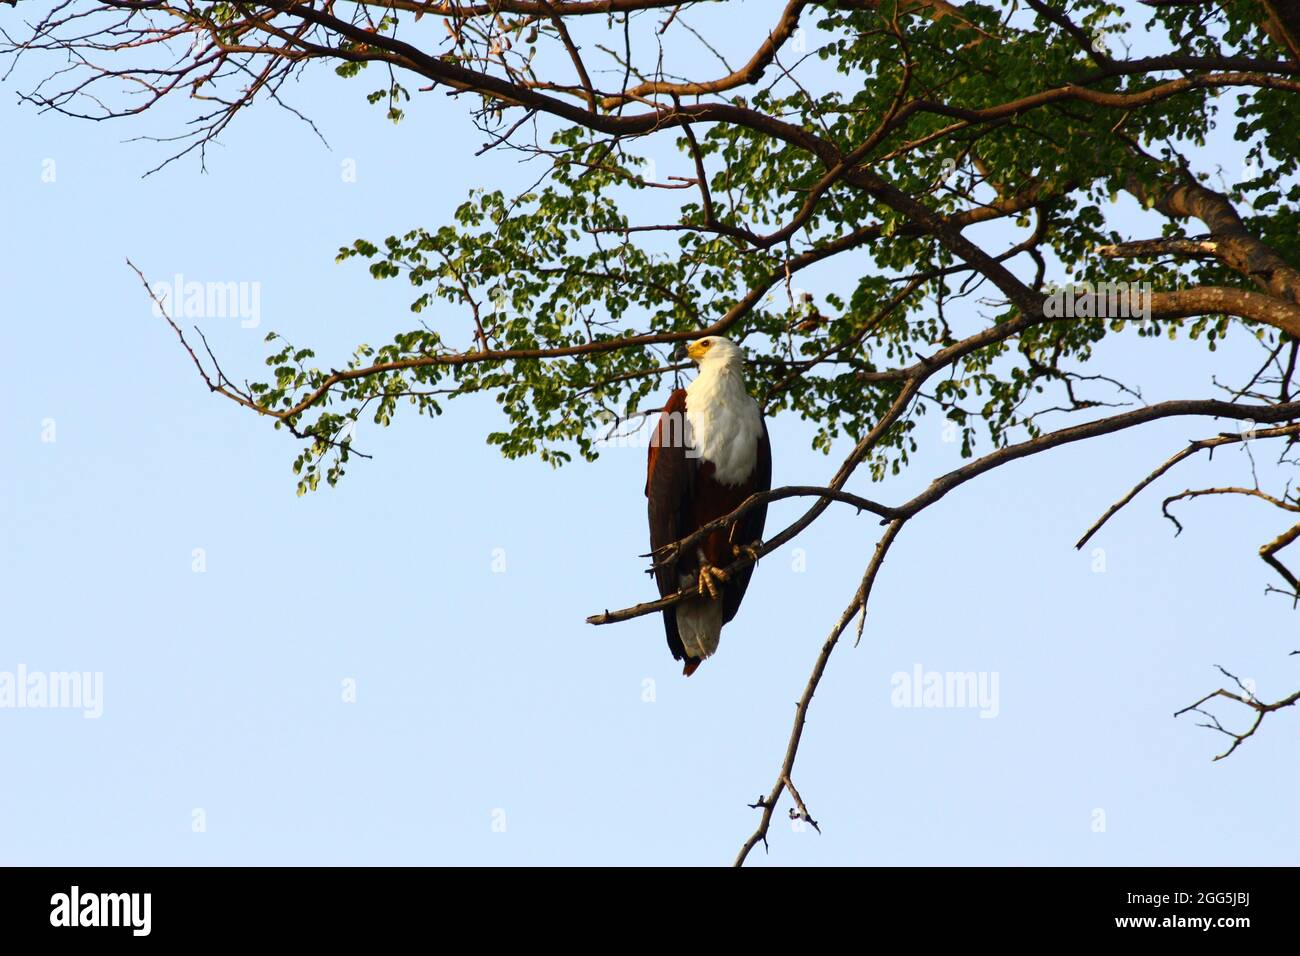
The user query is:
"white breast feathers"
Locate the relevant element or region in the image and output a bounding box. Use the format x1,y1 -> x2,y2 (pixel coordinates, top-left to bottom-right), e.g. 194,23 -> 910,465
685,357 -> 763,486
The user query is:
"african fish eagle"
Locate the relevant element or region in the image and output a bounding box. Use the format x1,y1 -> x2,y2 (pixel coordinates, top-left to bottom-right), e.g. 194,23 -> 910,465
646,335 -> 772,676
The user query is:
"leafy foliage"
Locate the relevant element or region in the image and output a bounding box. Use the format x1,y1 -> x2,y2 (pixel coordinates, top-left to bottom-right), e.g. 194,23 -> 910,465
23,1 -> 1292,495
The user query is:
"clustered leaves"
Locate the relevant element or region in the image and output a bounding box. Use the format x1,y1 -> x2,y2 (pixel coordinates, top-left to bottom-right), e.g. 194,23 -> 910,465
66,0 -> 1295,492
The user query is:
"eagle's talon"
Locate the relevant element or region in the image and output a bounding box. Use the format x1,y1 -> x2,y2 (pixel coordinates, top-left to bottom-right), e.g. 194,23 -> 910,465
732,543 -> 761,562
697,563 -> 729,599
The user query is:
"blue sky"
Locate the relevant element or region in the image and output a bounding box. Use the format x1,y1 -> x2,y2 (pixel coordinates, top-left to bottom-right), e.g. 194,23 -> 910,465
1,5 -> 1296,866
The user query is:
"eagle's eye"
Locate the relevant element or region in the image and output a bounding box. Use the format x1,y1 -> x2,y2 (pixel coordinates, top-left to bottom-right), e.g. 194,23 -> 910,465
700,339 -> 712,348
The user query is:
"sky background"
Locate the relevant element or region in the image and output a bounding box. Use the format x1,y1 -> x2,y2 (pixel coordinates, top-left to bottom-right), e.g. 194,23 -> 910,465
1,3 -> 1296,866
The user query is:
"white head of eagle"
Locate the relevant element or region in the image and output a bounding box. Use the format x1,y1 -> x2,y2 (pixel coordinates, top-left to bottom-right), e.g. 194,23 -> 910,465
646,335 -> 773,676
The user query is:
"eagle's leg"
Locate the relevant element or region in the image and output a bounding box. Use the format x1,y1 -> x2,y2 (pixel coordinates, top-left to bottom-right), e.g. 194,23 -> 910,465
727,522 -> 761,563
697,564 -> 729,599
695,545 -> 729,600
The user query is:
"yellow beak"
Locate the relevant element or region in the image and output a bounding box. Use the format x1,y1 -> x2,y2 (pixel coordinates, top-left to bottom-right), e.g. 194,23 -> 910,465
686,339 -> 710,361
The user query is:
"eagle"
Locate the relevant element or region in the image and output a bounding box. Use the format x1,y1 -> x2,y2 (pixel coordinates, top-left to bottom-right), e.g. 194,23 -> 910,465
646,335 -> 772,676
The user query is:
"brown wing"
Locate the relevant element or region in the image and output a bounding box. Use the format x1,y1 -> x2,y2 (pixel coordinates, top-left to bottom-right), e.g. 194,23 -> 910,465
721,416 -> 771,625
646,388 -> 696,665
